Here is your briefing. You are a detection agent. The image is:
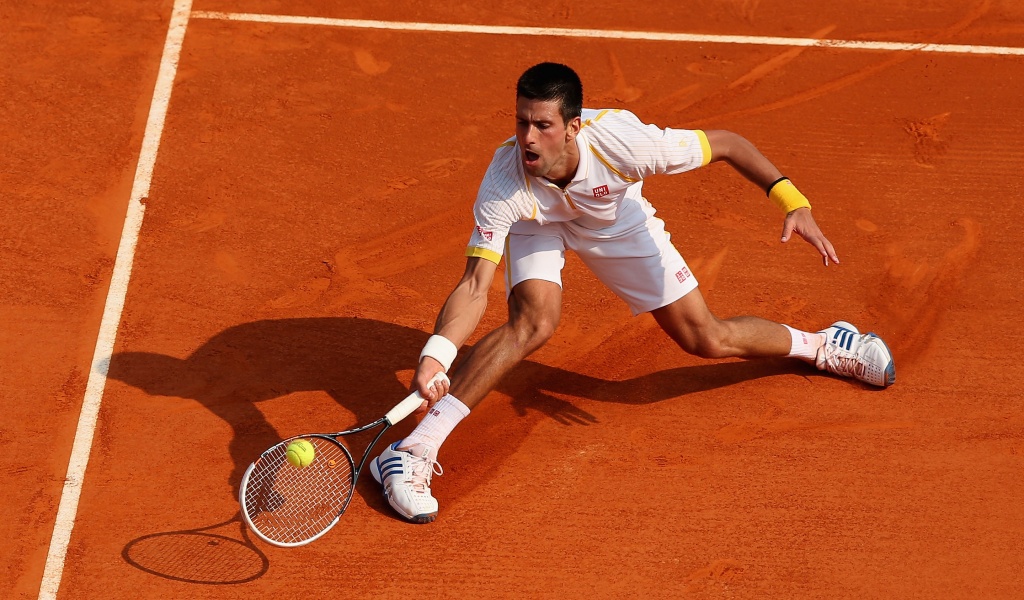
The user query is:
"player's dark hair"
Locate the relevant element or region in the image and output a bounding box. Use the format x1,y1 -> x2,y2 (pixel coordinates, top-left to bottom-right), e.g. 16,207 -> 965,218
516,62 -> 583,124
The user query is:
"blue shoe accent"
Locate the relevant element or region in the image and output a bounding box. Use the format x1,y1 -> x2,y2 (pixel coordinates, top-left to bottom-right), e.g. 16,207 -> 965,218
868,332 -> 897,387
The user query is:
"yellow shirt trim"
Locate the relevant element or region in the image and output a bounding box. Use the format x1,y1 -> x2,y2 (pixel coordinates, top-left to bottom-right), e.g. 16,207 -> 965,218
581,109 -> 620,129
523,174 -> 538,218
504,237 -> 512,288
696,130 -> 712,166
466,246 -> 502,265
499,140 -> 515,148
589,144 -> 639,183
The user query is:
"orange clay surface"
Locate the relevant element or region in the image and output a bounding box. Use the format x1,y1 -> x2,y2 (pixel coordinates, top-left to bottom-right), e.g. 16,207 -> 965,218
3,0 -> 1024,597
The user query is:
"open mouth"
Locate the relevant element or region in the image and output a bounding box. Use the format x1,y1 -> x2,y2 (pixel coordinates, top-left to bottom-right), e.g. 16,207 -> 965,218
524,150 -> 539,165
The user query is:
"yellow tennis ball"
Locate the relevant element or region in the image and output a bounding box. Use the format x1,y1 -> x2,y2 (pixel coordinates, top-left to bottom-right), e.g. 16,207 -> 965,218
285,439 -> 315,468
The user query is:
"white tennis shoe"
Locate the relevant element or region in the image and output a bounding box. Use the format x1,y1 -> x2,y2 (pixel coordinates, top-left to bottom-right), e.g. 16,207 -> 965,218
370,442 -> 442,523
815,321 -> 896,387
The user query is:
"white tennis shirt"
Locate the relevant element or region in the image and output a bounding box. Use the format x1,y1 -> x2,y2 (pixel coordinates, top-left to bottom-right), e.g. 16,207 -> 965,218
466,108 -> 711,264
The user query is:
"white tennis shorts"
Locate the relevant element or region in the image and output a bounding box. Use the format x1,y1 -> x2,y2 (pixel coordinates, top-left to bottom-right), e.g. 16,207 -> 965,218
504,211 -> 699,315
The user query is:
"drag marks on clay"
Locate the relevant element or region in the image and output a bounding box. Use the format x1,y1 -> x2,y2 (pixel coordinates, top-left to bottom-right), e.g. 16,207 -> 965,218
691,0 -> 991,126
712,209 -> 768,237
422,157 -> 470,179
667,25 -> 836,117
328,157 -> 474,289
685,558 -> 743,588
174,209 -> 227,233
213,251 -> 250,285
898,112 -> 951,168
693,52 -> 907,126
688,246 -> 730,294
644,83 -> 701,116
961,414 -> 1024,450
592,51 -> 643,104
855,218 -> 879,233
628,427 -> 697,471
378,176 -> 420,197
550,312 -> 656,375
375,157 -> 469,199
261,251 -> 420,313
552,0 -> 573,21
352,48 -> 391,75
723,0 -> 761,23
265,277 -> 331,309
874,218 -> 980,365
57,368 -> 87,414
716,408 -> 916,444
770,295 -> 810,326
323,248 -> 425,310
726,25 -> 837,91
339,210 -> 467,279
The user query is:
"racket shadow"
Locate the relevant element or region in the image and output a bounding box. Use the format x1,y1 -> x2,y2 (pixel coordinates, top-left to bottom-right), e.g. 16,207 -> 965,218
107,317 -> 808,522
121,513 -> 269,585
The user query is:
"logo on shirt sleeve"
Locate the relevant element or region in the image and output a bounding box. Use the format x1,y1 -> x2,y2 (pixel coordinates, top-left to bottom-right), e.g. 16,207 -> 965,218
476,226 -> 493,241
675,266 -> 692,283
592,185 -> 610,198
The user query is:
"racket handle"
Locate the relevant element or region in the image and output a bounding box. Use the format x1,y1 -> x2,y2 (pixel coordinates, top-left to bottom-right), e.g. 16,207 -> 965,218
384,372 -> 450,425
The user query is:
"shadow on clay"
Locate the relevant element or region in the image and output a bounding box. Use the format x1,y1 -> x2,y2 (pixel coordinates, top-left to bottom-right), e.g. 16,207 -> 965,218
107,317 -> 808,517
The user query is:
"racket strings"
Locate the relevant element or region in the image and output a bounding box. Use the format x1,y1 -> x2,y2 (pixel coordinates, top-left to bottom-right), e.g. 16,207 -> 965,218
242,438 -> 355,544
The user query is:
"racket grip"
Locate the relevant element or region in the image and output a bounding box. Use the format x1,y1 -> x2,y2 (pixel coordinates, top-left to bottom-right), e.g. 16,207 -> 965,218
384,372 -> 450,425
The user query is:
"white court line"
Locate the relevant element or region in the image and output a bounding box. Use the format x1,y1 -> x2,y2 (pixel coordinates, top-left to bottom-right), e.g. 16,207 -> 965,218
37,0 -> 193,598
32,6 -> 1017,598
192,11 -> 1024,56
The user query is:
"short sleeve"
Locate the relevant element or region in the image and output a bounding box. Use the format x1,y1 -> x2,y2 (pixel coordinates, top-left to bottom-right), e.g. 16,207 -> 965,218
586,110 -> 711,181
466,143 -> 534,264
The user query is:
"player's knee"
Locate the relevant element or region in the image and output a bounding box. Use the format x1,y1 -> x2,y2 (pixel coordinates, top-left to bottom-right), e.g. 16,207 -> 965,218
676,325 -> 730,359
512,313 -> 558,353
691,337 -> 730,359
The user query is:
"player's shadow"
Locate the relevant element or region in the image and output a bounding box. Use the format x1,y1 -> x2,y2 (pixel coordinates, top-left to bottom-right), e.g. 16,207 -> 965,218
107,317 -> 806,513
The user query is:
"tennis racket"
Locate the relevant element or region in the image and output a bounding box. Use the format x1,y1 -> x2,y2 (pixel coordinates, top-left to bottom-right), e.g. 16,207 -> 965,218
239,372 -> 448,547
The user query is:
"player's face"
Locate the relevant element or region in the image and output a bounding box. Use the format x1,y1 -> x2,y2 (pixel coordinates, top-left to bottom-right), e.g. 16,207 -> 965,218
515,97 -> 581,184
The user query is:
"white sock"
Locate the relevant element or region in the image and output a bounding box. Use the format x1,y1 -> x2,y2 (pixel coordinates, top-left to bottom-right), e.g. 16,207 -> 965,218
398,394 -> 470,456
784,325 -> 824,362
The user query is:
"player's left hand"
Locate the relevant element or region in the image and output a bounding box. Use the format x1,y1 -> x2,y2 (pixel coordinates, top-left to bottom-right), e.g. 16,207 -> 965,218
781,207 -> 839,266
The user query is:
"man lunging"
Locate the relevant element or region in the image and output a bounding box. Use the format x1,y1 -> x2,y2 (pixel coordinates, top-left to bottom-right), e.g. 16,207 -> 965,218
370,63 -> 895,523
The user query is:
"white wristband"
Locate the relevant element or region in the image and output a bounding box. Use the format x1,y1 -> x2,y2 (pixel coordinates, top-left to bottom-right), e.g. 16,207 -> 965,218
419,335 -> 458,372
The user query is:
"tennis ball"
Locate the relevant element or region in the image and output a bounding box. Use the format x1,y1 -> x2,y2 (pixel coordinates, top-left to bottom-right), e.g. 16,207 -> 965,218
285,439 -> 315,468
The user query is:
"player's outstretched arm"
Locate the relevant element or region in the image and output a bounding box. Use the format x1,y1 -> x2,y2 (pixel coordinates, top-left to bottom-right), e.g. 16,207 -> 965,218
413,256 -> 497,403
704,129 -> 839,266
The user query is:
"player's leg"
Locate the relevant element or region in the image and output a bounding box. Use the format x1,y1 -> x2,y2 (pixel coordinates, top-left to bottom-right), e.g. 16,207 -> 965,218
653,293 -> 894,386
579,242 -> 807,359
396,279 -> 560,453
447,278 -> 562,408
650,288 -> 794,359
573,212 -> 894,387
372,233 -> 567,523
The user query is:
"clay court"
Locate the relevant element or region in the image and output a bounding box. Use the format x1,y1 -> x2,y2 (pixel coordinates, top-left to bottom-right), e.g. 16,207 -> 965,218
4,0 -> 1023,597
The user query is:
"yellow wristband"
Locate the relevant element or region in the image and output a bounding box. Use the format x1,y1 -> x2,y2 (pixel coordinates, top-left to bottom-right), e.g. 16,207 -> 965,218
767,177 -> 812,214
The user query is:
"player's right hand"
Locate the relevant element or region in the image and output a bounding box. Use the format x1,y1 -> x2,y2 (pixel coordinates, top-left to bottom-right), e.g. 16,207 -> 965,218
413,357 -> 450,412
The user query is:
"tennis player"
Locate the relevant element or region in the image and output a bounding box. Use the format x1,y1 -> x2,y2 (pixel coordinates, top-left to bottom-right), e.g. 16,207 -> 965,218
371,62 -> 895,523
